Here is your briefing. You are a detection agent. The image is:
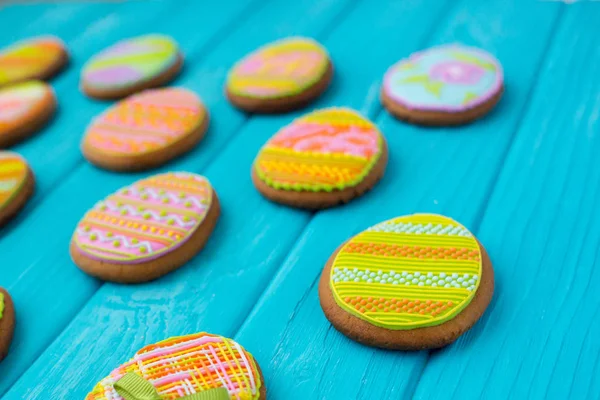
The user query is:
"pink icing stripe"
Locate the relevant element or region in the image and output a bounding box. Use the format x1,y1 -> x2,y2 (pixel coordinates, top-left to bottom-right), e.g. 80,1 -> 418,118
85,65 -> 143,84
137,336 -> 224,360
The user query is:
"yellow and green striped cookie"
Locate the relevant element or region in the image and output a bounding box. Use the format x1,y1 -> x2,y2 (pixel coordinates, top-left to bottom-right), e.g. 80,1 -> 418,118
226,37 -> 332,113
81,34 -> 182,100
319,213 -> 494,350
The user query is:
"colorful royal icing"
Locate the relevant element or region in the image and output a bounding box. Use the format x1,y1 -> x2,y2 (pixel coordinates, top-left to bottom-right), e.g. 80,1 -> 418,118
0,81 -> 52,134
82,34 -> 179,90
255,108 -> 383,192
83,88 -> 205,156
329,214 -> 483,330
86,333 -> 262,400
383,44 -> 503,112
73,172 -> 213,264
0,36 -> 65,87
228,37 -> 329,99
0,152 -> 28,212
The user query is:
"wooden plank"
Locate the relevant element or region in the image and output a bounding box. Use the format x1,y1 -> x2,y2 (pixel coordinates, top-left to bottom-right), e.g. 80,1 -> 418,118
413,4 -> 600,399
230,0 -> 563,398
2,0 -> 360,398
0,0 -> 254,393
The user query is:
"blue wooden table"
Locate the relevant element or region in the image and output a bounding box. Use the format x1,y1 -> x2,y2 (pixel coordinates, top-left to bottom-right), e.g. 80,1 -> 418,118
0,0 -> 599,398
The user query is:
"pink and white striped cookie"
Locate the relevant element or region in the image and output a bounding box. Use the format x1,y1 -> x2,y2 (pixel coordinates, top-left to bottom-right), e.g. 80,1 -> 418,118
70,172 -> 220,283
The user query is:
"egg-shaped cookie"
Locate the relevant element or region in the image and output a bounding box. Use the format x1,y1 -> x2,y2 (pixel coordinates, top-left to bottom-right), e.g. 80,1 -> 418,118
0,36 -> 68,87
70,172 -> 219,283
226,37 -> 332,113
319,213 -> 494,350
0,151 -> 35,227
81,34 -> 182,100
0,81 -> 56,148
252,107 -> 387,209
82,88 -> 208,171
0,287 -> 15,361
85,332 -> 266,400
381,44 -> 503,126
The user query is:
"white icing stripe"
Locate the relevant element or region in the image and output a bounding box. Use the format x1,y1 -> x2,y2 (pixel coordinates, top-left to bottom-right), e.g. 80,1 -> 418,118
99,201 -> 199,228
76,228 -> 152,254
125,187 -> 208,209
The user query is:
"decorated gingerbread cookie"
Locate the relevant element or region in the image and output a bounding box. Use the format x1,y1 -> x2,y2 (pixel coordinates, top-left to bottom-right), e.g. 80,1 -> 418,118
0,81 -> 56,148
381,44 -> 503,126
226,37 -> 332,113
82,88 -> 208,171
0,287 -> 15,361
0,36 -> 68,87
0,151 -> 35,227
70,172 -> 219,283
81,34 -> 183,100
319,214 -> 494,350
85,332 -> 266,400
252,107 -> 387,209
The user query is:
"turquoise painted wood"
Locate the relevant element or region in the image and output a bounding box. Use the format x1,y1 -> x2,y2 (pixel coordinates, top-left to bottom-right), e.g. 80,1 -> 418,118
0,0 -> 598,399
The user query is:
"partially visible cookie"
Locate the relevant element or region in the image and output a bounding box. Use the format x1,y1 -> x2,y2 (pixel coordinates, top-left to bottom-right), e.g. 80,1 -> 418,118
85,332 -> 266,399
381,44 -> 503,126
0,81 -> 56,148
82,88 -> 208,171
0,151 -> 35,227
81,34 -> 183,100
319,213 -> 494,350
0,35 -> 68,87
226,37 -> 332,113
252,107 -> 387,209
70,172 -> 219,283
0,287 -> 15,361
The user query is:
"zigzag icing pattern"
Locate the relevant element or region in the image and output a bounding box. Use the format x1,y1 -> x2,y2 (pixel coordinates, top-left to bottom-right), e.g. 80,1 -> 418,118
73,172 -> 213,264
330,214 -> 483,330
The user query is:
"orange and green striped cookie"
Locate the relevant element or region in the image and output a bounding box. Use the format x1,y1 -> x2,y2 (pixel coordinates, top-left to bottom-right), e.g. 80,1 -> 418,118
0,151 -> 34,227
319,213 -> 495,350
252,107 -> 388,209
0,36 -> 68,87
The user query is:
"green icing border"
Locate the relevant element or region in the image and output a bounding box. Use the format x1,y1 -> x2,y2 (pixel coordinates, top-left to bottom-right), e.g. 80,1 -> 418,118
256,135 -> 384,192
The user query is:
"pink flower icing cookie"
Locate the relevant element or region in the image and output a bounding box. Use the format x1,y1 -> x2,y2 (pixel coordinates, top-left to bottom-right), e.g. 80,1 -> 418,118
85,332 -> 266,400
82,88 -> 208,171
252,107 -> 388,209
381,44 -> 504,126
226,37 -> 332,113
0,81 -> 56,148
70,172 -> 220,283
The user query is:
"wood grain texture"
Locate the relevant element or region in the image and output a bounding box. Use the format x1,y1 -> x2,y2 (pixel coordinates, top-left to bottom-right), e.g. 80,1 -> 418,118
413,4 -> 600,400
233,0 -> 563,398
0,0 -> 262,394
1,0 -> 358,398
0,0 -> 596,399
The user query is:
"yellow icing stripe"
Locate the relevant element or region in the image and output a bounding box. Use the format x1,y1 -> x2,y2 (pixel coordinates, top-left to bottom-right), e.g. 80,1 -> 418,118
329,213 -> 483,330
